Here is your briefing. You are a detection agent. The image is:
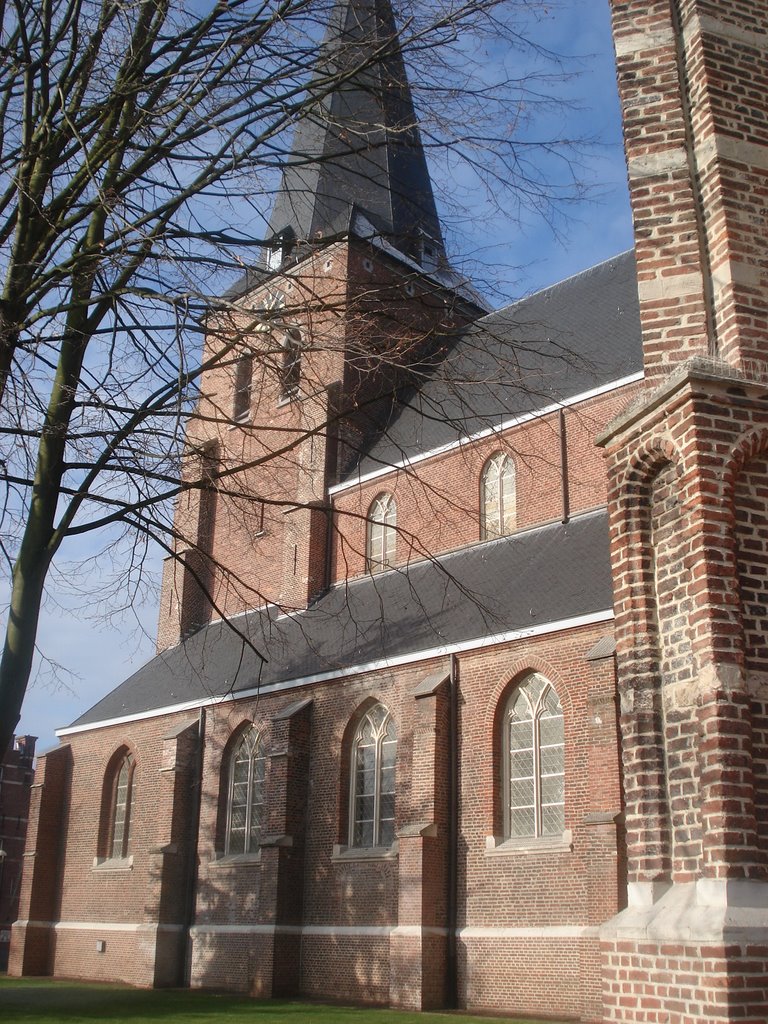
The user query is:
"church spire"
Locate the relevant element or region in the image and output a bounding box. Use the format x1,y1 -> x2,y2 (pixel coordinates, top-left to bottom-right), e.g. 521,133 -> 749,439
267,0 -> 445,270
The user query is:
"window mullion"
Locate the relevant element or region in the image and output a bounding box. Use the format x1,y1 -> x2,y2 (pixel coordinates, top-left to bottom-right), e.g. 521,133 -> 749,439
373,731 -> 382,846
244,749 -> 253,852
349,742 -> 357,846
498,463 -> 505,535
533,713 -> 542,838
123,770 -> 132,857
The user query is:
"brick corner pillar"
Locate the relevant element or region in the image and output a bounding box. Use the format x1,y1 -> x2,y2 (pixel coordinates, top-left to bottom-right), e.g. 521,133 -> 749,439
601,1 -> 768,1020
8,743 -> 71,977
254,697 -> 313,998
598,380 -> 768,1024
389,668 -> 450,1011
144,719 -> 202,987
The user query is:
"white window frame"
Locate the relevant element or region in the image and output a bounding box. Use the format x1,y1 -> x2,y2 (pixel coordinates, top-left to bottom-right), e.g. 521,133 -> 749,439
503,673 -> 564,840
480,452 -> 516,540
349,705 -> 397,848
225,726 -> 266,855
367,493 -> 396,573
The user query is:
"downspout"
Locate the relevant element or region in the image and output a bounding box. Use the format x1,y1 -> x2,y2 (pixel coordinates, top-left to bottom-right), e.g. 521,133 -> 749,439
323,502 -> 335,596
182,706 -> 206,987
559,408 -> 570,524
446,652 -> 459,1008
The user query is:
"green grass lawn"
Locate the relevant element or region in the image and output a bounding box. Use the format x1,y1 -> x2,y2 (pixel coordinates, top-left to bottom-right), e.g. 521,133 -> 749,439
0,977 -> 569,1024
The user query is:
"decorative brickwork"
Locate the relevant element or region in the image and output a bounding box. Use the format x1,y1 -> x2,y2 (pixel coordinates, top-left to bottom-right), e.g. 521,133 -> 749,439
734,445 -> 768,671
603,1 -> 768,1019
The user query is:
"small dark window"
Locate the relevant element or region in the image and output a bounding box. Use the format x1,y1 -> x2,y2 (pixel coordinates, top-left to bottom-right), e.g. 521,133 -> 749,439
280,329 -> 302,398
255,500 -> 265,536
233,353 -> 253,421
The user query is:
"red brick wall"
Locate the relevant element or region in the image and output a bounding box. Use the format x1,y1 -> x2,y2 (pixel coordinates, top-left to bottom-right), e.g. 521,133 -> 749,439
17,609 -> 622,1022
602,939 -> 768,1024
734,449 -> 768,672
331,382 -> 641,582
456,627 -> 621,1022
611,0 -> 768,384
601,369 -> 768,1020
157,241 -> 481,650
10,716 -> 199,986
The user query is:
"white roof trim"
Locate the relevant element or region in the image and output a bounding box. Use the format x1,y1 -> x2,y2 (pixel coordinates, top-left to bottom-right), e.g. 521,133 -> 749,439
56,608 -> 614,738
328,372 -> 644,496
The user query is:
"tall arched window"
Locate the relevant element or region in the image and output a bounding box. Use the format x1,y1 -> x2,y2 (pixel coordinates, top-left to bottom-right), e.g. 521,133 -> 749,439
109,752 -> 136,859
350,704 -> 397,848
480,452 -> 516,540
225,726 -> 266,855
280,328 -> 302,398
367,494 -> 396,573
504,673 -> 564,839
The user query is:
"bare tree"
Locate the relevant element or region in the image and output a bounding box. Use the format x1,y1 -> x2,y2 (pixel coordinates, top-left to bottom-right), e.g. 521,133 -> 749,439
0,0 -> 585,757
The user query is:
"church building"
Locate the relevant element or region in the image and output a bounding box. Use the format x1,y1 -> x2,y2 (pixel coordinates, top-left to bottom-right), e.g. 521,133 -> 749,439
10,2 -> 768,1022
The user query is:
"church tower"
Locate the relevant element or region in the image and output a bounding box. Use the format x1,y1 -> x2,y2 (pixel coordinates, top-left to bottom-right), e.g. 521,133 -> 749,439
601,3 -> 768,1021
155,0 -> 484,651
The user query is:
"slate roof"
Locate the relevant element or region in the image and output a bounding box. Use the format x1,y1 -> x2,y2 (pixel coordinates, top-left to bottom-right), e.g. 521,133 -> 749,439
266,0 -> 444,258
68,509 -> 612,729
348,250 -> 642,478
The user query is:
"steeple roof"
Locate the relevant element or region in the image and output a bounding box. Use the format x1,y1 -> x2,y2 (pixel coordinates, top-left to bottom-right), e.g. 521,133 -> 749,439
267,0 -> 445,265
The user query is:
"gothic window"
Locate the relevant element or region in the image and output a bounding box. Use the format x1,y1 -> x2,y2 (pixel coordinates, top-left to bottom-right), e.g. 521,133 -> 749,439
367,493 -> 396,573
233,352 -> 253,421
225,726 -> 266,855
503,673 -> 564,839
350,704 -> 397,847
480,452 -> 516,540
280,328 -> 302,398
109,751 -> 136,859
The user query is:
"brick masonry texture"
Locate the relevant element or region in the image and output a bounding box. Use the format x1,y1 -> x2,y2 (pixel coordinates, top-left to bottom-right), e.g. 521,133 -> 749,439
602,1 -> 768,1021
12,1 -> 768,1022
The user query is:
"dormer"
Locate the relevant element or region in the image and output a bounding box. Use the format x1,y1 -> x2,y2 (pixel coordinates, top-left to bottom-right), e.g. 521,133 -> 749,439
266,227 -> 296,272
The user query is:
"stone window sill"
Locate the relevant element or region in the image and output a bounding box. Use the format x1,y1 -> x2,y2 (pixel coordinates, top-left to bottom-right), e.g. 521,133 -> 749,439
210,851 -> 262,867
277,390 -> 300,407
484,831 -> 573,857
92,855 -> 133,873
331,842 -> 398,863
229,414 -> 250,429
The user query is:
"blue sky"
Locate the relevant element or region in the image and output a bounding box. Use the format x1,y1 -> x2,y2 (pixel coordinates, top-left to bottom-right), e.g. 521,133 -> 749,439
13,0 -> 633,753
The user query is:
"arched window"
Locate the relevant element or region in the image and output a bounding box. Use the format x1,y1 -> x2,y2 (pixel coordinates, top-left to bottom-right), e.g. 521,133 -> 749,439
480,452 -> 516,540
350,704 -> 397,848
367,493 -> 396,573
109,752 -> 136,859
280,328 -> 302,398
225,726 -> 266,855
503,673 -> 564,839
